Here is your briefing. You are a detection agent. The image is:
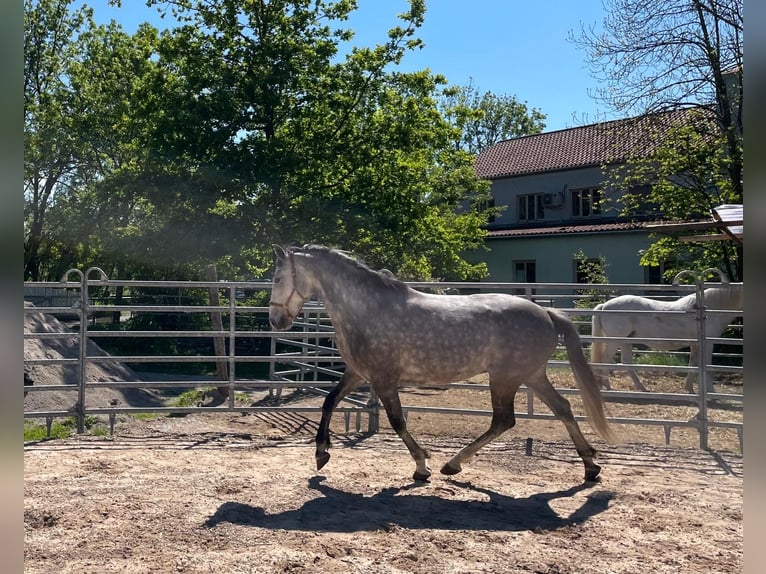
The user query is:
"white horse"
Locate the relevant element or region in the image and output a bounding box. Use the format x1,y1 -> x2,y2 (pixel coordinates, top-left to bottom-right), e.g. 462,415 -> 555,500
591,286 -> 743,393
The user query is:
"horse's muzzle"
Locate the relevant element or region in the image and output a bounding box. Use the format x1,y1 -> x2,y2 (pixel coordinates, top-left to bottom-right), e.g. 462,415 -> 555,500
269,311 -> 292,331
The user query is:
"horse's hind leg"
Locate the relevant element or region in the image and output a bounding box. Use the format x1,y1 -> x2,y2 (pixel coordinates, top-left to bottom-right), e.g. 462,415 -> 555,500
374,383 -> 432,481
315,369 -> 365,471
531,374 -> 602,482
441,377 -> 521,476
595,342 -> 619,390
621,343 -> 649,392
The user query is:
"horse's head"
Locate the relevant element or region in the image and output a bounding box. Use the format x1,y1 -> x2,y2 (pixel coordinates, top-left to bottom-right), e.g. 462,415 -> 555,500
269,245 -> 309,330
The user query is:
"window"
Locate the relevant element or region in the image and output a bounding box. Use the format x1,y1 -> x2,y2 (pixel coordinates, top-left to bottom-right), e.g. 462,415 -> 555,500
476,197 -> 495,223
518,194 -> 544,222
629,184 -> 660,216
571,188 -> 602,218
513,260 -> 536,296
514,260 -> 536,282
644,262 -> 670,285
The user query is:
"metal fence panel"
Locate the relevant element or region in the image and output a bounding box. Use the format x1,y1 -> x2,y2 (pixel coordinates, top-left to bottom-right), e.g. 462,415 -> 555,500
23,269 -> 743,450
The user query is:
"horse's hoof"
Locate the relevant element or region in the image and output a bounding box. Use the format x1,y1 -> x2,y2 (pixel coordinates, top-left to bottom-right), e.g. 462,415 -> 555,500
440,462 -> 462,476
584,464 -> 602,482
316,451 -> 331,471
413,470 -> 431,482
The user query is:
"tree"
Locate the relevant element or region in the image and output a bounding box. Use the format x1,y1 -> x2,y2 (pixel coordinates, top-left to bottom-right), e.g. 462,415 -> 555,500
605,109 -> 742,281
439,80 -> 546,155
26,0 -> 496,282
572,0 -> 743,279
24,0 -> 94,280
137,0 -> 492,280
25,0 -> 173,281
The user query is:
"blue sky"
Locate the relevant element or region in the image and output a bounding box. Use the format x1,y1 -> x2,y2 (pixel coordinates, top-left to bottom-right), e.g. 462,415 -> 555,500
78,0 -> 616,132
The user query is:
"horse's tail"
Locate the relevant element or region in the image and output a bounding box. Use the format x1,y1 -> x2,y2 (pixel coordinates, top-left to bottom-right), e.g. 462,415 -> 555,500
590,303 -> 606,365
547,309 -> 618,444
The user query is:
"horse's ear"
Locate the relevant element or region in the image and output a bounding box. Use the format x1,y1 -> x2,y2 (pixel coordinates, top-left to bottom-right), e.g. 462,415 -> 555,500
272,244 -> 287,261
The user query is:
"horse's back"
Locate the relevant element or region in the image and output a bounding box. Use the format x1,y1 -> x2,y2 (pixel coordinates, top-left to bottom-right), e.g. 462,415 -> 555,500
601,294 -> 681,312
349,291 -> 559,384
418,291 -> 556,333
597,293 -> 698,342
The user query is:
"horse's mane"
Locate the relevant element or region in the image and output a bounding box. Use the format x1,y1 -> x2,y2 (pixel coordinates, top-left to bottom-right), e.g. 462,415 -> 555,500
292,244 -> 408,291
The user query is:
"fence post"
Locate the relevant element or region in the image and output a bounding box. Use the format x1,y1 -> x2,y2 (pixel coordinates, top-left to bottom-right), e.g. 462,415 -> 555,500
674,270 -> 709,450
60,269 -> 87,434
205,264 -> 229,400
227,284 -> 237,408
674,268 -> 729,451
696,268 -> 730,450
693,280 -> 709,450
62,267 -> 109,434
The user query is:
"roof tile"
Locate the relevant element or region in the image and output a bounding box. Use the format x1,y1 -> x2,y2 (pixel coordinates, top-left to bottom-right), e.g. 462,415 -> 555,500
487,221 -> 647,238
475,108 -> 708,179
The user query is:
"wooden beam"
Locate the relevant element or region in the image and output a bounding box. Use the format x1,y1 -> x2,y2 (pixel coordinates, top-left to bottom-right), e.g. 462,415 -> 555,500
646,219 -> 743,232
678,233 -> 742,242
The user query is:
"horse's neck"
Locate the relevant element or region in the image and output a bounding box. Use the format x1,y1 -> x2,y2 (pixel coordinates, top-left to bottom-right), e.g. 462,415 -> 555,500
672,288 -> 740,310
703,287 -> 741,310
300,254 -> 381,319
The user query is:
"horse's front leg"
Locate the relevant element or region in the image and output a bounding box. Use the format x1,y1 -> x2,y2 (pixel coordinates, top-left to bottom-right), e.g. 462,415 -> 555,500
374,383 -> 431,482
315,369 -> 365,471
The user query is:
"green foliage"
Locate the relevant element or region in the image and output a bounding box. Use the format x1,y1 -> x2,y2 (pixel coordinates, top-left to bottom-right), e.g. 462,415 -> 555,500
25,0 -> 512,282
24,0 -> 96,280
572,249 -> 612,309
604,110 -> 742,281
23,415 -> 106,441
439,79 -> 547,154
130,412 -> 161,421
172,388 -> 249,407
173,389 -> 209,408
637,351 -> 689,368
572,0 -> 743,282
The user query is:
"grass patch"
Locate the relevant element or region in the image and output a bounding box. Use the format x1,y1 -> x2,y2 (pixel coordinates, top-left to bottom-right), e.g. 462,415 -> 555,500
130,412 -> 161,421
172,388 -> 250,407
24,415 -> 108,441
633,351 -> 689,367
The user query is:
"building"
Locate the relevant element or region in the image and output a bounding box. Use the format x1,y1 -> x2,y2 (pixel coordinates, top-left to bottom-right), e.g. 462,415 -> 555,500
467,109 -> 706,285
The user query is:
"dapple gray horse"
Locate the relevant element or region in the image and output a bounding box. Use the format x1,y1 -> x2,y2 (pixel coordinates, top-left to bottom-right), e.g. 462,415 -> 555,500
591,286 -> 743,393
269,245 -> 616,482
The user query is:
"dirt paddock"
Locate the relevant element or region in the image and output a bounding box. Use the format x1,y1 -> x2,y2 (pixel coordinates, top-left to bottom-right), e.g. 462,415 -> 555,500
25,396 -> 743,574
24,301 -> 744,572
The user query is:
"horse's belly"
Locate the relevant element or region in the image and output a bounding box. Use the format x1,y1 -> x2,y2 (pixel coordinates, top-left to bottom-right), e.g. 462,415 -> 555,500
368,328 -> 552,385
398,354 -> 487,385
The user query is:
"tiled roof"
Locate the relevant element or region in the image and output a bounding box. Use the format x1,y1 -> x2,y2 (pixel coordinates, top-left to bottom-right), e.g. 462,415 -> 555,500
487,221 -> 648,239
475,108 -> 708,179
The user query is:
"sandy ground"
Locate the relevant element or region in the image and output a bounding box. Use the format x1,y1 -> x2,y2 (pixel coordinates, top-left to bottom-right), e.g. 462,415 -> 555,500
24,306 -> 743,573
24,406 -> 742,574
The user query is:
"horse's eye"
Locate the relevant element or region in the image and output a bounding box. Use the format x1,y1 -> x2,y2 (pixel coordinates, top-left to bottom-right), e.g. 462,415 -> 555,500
274,277 -> 281,284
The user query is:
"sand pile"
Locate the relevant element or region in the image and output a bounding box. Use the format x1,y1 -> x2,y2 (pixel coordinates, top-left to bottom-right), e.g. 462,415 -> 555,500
23,302 -> 163,414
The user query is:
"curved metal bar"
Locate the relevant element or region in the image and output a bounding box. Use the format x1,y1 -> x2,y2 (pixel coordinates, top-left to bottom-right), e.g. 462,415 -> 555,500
701,267 -> 729,283
60,268 -> 84,283
671,270 -> 698,285
85,266 -> 110,281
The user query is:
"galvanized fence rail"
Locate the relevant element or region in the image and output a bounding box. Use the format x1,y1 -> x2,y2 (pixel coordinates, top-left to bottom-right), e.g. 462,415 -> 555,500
23,268 -> 743,450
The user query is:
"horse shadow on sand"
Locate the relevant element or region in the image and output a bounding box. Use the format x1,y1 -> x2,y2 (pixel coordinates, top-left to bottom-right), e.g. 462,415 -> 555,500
203,476 -> 615,533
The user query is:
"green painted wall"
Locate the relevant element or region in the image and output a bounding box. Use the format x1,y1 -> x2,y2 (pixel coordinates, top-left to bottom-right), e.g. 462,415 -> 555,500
470,231 -> 653,284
